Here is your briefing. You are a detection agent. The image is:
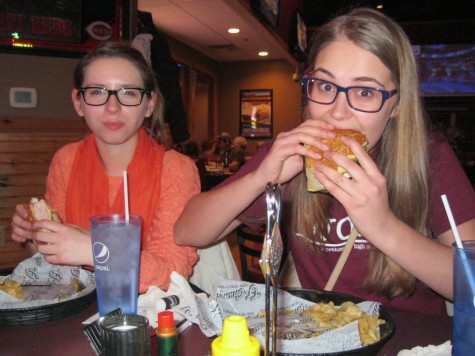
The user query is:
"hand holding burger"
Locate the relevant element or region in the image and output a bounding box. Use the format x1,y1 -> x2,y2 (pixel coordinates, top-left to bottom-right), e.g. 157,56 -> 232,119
28,197 -> 61,224
304,129 -> 368,192
27,197 -> 61,244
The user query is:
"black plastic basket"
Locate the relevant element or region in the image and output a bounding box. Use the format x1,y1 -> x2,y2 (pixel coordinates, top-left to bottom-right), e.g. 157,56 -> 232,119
0,268 -> 96,326
277,288 -> 395,356
0,288 -> 96,326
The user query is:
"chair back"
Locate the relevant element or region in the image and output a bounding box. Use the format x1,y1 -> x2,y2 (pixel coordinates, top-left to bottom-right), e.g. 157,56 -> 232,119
189,240 -> 241,294
236,225 -> 265,283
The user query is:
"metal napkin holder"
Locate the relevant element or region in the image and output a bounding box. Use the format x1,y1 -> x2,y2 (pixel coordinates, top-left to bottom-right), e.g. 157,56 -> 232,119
259,183 -> 283,356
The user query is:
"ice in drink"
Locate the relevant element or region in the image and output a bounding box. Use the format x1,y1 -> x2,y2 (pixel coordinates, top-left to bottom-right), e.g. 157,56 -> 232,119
90,214 -> 141,316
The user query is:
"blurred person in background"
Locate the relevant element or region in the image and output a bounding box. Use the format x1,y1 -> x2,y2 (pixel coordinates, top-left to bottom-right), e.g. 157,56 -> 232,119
200,139 -> 215,161
229,135 -> 248,172
215,132 -> 232,163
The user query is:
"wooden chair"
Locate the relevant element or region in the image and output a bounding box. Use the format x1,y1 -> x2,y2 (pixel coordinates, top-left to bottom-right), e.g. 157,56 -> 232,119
236,225 -> 265,283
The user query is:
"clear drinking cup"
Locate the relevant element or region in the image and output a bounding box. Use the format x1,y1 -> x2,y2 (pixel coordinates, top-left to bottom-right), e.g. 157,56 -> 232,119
453,240 -> 475,356
90,214 -> 142,316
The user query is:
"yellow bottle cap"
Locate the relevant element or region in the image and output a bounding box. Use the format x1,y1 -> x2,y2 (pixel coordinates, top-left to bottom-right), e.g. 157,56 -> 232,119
211,315 -> 261,356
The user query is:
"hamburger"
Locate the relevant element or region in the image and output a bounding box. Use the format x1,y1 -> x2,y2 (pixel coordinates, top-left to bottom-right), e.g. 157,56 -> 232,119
304,129 -> 368,192
28,198 -> 60,223
27,198 -> 61,243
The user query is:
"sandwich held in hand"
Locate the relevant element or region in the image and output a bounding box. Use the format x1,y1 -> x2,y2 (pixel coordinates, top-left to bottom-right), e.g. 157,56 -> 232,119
27,197 -> 61,243
28,197 -> 60,223
305,129 -> 368,192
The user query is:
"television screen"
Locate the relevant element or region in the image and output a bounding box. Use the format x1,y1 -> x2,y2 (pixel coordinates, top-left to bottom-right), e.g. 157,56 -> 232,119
296,11 -> 307,55
253,0 -> 280,27
289,10 -> 307,62
413,44 -> 475,96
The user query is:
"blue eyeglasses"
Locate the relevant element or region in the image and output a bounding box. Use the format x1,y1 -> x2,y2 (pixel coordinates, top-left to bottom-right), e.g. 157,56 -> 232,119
302,76 -> 398,113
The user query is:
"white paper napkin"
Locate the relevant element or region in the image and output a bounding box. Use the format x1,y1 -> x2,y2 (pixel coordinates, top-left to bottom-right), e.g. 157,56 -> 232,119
83,271 -> 202,333
137,271 -> 201,329
397,340 -> 452,356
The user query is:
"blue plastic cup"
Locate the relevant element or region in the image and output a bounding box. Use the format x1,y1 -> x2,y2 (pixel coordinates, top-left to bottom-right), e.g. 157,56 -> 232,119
90,214 -> 142,316
453,240 -> 475,356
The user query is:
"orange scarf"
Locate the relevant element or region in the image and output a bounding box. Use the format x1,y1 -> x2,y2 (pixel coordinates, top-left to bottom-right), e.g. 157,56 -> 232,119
66,128 -> 164,248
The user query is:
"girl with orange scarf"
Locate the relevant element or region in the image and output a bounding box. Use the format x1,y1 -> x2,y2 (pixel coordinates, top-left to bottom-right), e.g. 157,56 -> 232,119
11,42 -> 199,293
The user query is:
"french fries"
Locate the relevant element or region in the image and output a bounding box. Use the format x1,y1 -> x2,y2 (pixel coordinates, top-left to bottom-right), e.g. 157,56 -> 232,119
302,301 -> 385,345
358,315 -> 385,345
258,300 -> 385,345
0,280 -> 24,299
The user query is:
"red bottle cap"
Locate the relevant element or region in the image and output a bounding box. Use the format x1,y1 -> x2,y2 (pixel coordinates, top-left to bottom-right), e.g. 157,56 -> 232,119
158,311 -> 175,328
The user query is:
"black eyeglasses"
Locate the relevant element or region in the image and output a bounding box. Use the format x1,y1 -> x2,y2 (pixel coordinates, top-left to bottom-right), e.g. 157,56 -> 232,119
79,87 -> 150,106
301,76 -> 398,113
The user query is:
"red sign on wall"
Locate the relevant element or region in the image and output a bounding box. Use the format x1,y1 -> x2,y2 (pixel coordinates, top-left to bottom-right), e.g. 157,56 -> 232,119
0,0 -> 129,57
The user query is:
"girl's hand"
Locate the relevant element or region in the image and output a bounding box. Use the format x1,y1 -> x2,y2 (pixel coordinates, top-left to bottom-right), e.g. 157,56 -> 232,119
252,120 -> 336,187
11,204 -> 34,243
313,135 -> 393,238
31,220 -> 93,266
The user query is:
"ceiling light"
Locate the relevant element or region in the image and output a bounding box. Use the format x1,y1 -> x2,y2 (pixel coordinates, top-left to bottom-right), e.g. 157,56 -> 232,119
376,4 -> 384,10
258,51 -> 269,57
228,28 -> 240,34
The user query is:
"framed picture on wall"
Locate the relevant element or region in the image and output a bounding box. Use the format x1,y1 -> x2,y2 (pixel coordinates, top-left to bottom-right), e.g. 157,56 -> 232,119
240,89 -> 273,139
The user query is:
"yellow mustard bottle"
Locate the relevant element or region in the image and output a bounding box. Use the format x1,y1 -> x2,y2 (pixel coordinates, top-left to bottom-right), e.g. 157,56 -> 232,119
211,315 -> 260,356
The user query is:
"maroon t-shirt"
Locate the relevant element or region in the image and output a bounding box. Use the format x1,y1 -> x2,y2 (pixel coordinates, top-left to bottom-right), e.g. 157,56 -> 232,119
218,132 -> 475,315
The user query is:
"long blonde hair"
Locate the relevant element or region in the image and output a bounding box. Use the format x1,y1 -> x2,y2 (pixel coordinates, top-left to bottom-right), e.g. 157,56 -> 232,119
288,8 -> 429,298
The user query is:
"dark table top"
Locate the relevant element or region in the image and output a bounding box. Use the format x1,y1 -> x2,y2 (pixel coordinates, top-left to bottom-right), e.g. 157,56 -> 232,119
0,301 -> 453,355
202,170 -> 234,191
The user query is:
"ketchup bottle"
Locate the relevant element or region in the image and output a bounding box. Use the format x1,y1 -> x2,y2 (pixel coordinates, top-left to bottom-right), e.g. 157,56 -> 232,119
157,311 -> 178,356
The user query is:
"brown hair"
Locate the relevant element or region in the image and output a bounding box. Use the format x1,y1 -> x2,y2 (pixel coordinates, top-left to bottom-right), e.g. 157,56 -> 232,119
288,8 -> 429,298
73,41 -> 165,144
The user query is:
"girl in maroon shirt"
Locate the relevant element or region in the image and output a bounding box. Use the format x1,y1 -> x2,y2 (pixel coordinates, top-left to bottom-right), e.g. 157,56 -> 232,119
174,8 -> 475,314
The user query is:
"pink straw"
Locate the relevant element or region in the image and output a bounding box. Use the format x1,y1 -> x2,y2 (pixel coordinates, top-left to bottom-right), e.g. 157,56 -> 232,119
123,171 -> 129,220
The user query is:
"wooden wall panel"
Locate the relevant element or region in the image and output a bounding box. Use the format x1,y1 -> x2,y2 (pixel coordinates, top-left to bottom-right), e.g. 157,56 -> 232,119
0,117 -> 89,269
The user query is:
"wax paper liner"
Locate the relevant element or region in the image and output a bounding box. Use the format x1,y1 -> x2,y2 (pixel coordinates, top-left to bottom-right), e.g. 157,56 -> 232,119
173,279 -> 385,354
0,253 -> 95,309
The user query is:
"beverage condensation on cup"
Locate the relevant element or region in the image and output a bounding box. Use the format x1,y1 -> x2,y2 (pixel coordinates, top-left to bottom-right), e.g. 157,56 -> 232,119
453,240 -> 475,356
90,214 -> 142,316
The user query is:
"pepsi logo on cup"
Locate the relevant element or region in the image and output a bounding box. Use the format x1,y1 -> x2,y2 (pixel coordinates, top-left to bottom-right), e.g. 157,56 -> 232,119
93,242 -> 110,268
